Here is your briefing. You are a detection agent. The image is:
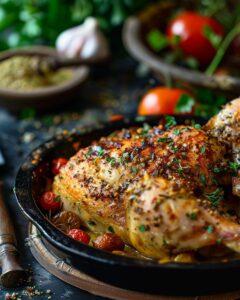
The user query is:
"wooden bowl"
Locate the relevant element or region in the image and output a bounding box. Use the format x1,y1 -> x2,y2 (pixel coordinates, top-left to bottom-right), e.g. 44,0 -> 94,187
0,46 -> 89,111
123,1 -> 240,96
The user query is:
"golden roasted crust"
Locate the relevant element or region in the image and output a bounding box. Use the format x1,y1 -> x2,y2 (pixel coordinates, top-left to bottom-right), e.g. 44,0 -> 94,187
53,123 -> 229,253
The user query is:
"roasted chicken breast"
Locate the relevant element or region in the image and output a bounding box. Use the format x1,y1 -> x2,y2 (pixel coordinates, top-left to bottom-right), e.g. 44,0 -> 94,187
53,98 -> 240,259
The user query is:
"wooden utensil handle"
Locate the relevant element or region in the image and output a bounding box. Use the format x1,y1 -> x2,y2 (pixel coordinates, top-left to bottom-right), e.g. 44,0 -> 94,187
0,181 -> 27,287
0,182 -> 16,246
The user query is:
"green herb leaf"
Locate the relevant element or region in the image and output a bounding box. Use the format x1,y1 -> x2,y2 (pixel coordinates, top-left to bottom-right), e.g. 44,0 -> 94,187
229,162 -> 240,171
203,25 -> 222,48
131,166 -> 139,173
108,226 -> 115,233
147,29 -> 169,51
157,137 -> 172,143
171,34 -> 181,46
206,225 -> 214,234
213,167 -> 222,173
194,124 -> 202,129
184,56 -> 200,69
106,156 -> 116,165
216,237 -> 223,245
186,211 -> 198,220
95,146 -> 105,157
55,195 -> 61,202
205,188 -> 224,207
173,128 -> 180,136
200,146 -> 206,154
138,224 -> 146,232
200,173 -> 206,185
165,115 -> 177,128
175,94 -> 195,113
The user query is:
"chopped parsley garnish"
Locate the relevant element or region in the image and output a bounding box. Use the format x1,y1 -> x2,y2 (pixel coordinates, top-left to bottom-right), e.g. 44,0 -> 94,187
213,167 -> 222,174
206,225 -> 214,234
200,146 -> 206,154
108,226 -> 115,233
95,146 -> 105,157
204,188 -> 224,207
55,195 -> 61,202
87,148 -> 93,156
200,173 -> 206,185
165,115 -> 177,128
194,124 -> 201,129
69,163 -> 74,170
131,166 -> 139,173
186,211 -> 198,220
138,123 -> 151,137
172,158 -> 179,164
229,162 -> 240,171
173,128 -> 180,136
162,237 -> 168,246
106,156 -> 116,165
216,237 -> 223,245
169,144 -> 178,153
176,166 -> 184,174
157,137 -> 172,143
139,224 -> 146,232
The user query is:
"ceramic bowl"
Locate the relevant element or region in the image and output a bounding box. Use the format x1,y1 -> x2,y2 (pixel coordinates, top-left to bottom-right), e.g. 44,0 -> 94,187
0,46 -> 89,111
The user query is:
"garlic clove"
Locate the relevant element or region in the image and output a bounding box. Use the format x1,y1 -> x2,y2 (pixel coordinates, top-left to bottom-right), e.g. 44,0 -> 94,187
64,36 -> 85,59
56,17 -> 110,61
56,26 -> 81,55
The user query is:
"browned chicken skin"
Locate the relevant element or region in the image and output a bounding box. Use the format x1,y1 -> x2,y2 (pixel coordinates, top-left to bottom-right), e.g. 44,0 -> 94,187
204,98 -> 240,196
53,98 -> 240,260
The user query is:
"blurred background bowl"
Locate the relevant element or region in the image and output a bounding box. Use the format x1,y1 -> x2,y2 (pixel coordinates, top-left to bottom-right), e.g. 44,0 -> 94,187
0,46 -> 89,111
123,1 -> 240,98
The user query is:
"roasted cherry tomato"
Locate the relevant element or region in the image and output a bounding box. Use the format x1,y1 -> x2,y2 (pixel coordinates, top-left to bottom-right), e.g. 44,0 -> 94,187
167,12 -> 224,65
68,229 -> 90,244
93,233 -> 125,252
40,191 -> 62,213
138,87 -> 193,116
52,157 -> 68,175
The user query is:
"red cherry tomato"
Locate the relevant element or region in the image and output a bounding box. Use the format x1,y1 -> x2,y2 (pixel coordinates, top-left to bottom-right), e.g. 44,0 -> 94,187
52,158 -> 68,175
167,12 -> 224,65
138,87 -> 194,116
68,229 -> 90,244
40,192 -> 61,213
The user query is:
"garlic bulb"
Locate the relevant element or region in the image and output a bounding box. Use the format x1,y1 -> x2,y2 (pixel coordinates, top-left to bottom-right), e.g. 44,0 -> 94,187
56,17 -> 110,61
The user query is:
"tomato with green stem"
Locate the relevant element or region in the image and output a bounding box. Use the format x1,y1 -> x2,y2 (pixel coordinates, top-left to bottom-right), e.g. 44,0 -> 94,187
52,157 -> 68,175
40,192 -> 62,213
138,87 -> 195,116
167,12 -> 224,66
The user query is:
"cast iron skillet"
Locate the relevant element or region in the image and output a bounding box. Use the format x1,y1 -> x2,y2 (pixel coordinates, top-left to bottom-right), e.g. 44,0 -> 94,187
15,116 -> 240,296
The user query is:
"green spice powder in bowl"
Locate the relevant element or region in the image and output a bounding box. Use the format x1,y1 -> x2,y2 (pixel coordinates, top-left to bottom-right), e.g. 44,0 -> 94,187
0,47 -> 89,111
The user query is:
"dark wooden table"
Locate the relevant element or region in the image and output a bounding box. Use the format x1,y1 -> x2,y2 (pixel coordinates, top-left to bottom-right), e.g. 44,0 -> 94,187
0,57 -> 157,300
